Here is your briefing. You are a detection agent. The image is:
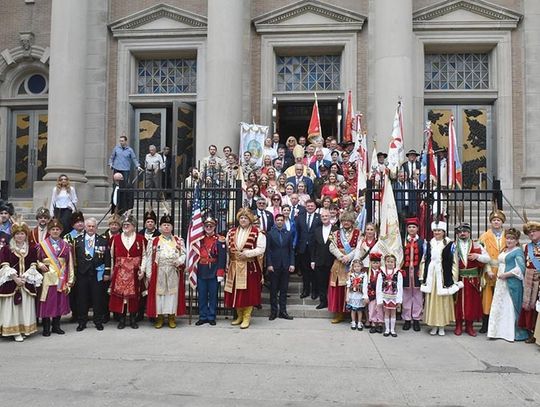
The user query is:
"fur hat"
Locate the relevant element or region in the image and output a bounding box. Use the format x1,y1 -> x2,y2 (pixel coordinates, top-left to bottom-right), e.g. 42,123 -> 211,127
47,218 -> 63,231
523,221 -> 540,235
122,211 -> 137,228
431,221 -> 447,232
0,200 -> 14,216
35,207 -> 51,220
339,210 -> 357,224
144,210 -> 157,223
236,207 -> 255,224
71,211 -> 84,226
505,227 -> 521,240
108,213 -> 122,226
11,216 -> 30,236
489,209 -> 506,223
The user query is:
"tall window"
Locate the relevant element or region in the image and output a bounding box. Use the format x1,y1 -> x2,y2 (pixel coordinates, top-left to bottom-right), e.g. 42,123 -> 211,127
137,58 -> 197,94
276,55 -> 341,92
424,53 -> 489,90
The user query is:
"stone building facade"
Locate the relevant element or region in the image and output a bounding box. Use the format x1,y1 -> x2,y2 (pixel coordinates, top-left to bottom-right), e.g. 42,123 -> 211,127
0,0 -> 538,208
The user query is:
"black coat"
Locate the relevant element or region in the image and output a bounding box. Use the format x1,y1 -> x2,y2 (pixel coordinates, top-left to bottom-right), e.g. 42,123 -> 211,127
74,233 -> 110,279
309,225 -> 334,268
266,227 -> 295,270
295,211 -> 321,254
255,209 -> 274,232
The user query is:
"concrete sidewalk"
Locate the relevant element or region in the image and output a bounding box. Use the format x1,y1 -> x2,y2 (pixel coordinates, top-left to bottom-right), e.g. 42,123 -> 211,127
1,317 -> 540,407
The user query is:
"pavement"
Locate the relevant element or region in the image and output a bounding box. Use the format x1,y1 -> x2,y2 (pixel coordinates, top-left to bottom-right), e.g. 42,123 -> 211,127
1,317 -> 540,407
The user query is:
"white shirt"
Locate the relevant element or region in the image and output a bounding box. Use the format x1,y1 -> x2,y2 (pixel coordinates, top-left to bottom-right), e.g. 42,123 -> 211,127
322,224 -> 332,243
145,153 -> 164,171
50,187 -> 78,213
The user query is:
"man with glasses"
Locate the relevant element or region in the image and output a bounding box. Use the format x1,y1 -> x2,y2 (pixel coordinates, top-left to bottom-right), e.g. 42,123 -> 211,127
256,198 -> 274,233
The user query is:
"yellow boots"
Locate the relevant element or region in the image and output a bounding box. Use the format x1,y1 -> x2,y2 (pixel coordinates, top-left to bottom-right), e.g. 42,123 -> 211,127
154,315 -> 164,329
168,315 -> 176,328
240,306 -> 253,329
231,307 -> 244,325
331,312 -> 345,324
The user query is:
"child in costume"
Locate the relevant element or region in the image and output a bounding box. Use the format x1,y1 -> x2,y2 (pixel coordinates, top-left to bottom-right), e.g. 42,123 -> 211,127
346,259 -> 368,331
377,254 -> 403,337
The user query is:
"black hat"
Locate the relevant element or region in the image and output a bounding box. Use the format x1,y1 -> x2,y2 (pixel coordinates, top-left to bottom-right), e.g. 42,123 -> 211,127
405,149 -> 420,157
71,211 -> 84,226
159,213 -> 173,226
0,200 -> 14,216
455,222 -> 471,232
376,152 -> 388,158
144,210 -> 157,222
434,147 -> 447,154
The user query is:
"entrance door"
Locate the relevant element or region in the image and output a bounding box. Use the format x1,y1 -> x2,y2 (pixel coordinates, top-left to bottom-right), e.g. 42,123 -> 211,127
172,102 -> 196,186
425,105 -> 492,190
134,108 -> 167,188
10,110 -> 48,197
277,101 -> 338,144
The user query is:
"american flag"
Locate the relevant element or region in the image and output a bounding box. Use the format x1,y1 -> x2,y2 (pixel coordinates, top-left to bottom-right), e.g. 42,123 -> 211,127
186,186 -> 204,288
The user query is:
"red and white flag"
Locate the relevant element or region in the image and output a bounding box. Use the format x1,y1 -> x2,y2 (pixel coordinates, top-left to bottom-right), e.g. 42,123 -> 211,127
448,115 -> 462,189
387,101 -> 405,177
307,94 -> 322,139
343,90 -> 353,143
186,187 -> 204,289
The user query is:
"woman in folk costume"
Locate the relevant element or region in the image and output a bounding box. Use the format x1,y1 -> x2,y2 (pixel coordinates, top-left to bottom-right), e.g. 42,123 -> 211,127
328,211 -> 361,324
376,254 -> 403,337
358,222 -> 378,267
109,212 -> 147,330
487,228 -> 528,342
225,208 -> 266,329
36,219 -> 74,336
144,213 -> 186,329
518,218 -> 540,344
0,218 -> 42,341
478,207 -> 506,333
420,221 -> 462,336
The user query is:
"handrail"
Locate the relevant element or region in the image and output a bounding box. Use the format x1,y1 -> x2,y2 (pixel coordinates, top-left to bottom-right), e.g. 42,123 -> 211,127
483,173 -> 525,223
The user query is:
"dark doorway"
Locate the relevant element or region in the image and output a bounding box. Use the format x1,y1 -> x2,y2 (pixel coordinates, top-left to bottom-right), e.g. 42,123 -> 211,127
277,100 -> 338,144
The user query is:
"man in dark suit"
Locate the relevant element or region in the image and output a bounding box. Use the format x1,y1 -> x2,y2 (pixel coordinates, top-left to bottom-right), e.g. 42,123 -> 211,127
313,164 -> 329,200
401,149 -> 421,181
74,217 -> 110,332
287,164 -> 314,195
274,146 -> 294,169
110,172 -> 130,215
310,209 -> 335,309
309,149 -> 332,178
244,186 -> 258,212
255,197 -> 274,232
266,214 -> 295,320
296,200 -> 321,300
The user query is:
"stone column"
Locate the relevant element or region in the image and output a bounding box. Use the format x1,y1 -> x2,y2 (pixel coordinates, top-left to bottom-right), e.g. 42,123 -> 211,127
33,0 -> 91,208
369,0 -> 414,150
522,0 -> 540,205
202,0 -> 248,160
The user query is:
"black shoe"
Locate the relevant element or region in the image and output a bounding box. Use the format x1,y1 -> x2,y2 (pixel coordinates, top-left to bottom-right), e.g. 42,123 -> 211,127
117,316 -> 126,329
95,323 -> 104,331
413,320 -> 421,332
479,315 -> 489,334
311,293 -> 319,300
279,312 -> 293,320
391,332 -> 398,338
129,314 -> 139,329
76,323 -> 86,332
369,326 -> 377,334
42,318 -> 51,337
195,319 -> 208,326
376,325 -> 383,334
300,292 -> 310,299
269,313 -> 277,321
209,320 -> 216,326
403,320 -> 411,331
383,332 -> 390,337
52,317 -> 65,335
316,302 -> 328,310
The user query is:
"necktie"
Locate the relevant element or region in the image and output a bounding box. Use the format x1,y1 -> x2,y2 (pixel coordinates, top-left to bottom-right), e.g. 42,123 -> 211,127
307,213 -> 312,230
278,230 -> 283,246
260,211 -> 266,230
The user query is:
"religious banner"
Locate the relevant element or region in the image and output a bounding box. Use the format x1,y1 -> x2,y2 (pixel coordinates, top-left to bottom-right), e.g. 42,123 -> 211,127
387,101 -> 405,178
239,122 -> 268,168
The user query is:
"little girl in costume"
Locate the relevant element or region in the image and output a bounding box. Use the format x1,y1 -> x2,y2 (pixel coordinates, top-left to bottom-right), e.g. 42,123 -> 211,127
367,252 -> 384,334
376,254 -> 403,337
346,259 -> 368,331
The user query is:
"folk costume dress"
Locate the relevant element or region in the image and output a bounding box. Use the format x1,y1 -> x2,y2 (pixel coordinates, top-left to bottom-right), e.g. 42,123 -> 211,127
518,241 -> 540,335
479,229 -> 506,316
224,225 -> 266,308
109,233 -> 146,314
402,234 -> 425,322
376,267 -> 403,310
144,235 -> 186,317
328,228 -> 360,313
358,237 -> 378,267
366,266 -> 383,324
0,243 -> 42,337
36,237 -> 74,318
345,270 -> 368,311
487,247 -> 528,342
421,238 -> 461,327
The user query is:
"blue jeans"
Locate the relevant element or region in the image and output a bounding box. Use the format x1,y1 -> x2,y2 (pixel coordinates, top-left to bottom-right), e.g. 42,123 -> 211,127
197,277 -> 218,321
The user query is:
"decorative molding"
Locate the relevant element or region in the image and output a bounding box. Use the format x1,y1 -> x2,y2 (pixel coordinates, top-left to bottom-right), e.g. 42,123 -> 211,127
19,32 -> 34,55
413,0 -> 522,30
109,3 -> 207,38
0,45 -> 49,81
253,0 -> 365,33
